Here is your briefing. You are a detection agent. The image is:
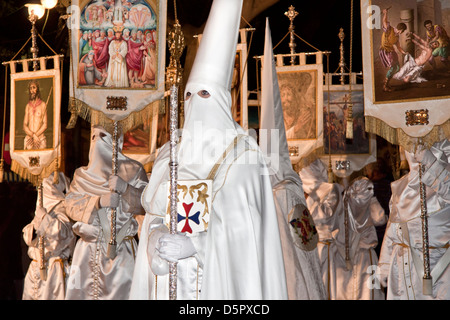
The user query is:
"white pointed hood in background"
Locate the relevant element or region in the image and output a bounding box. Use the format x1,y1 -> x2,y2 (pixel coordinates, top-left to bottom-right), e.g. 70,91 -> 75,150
259,18 -> 303,189
178,0 -> 245,180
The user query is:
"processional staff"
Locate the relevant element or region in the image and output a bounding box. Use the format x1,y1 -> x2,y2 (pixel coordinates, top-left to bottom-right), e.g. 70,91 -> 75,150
166,2 -> 185,299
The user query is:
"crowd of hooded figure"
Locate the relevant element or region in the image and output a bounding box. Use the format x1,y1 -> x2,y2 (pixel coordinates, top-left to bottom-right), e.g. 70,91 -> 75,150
21,0 -> 450,301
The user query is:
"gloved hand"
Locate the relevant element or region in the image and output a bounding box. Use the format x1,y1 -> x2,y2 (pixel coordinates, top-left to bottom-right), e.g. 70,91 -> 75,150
35,206 -> 47,219
414,145 -> 436,165
99,192 -> 120,208
109,175 -> 128,194
33,207 -> 47,229
157,233 -> 197,263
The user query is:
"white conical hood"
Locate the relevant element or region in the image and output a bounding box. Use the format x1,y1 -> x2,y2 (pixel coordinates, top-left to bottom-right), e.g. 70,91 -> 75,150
259,18 -> 302,189
186,0 -> 242,92
178,0 -> 244,180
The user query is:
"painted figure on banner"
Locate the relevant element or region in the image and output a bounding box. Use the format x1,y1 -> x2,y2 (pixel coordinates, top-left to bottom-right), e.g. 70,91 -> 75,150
78,0 -> 157,89
392,32 -> 438,84
371,0 -> 450,102
379,7 -> 407,92
23,80 -> 48,150
323,90 -> 369,155
92,29 -> 109,77
141,30 -> 157,85
278,71 -> 316,140
424,19 -> 450,71
22,172 -> 76,300
104,27 -> 129,87
126,29 -> 145,86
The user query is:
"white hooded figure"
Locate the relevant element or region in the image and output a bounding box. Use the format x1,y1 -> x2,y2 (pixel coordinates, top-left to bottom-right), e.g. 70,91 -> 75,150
65,125 -> 148,300
130,0 -> 287,300
378,138 -> 450,300
259,18 -> 326,300
299,159 -> 346,299
22,172 -> 76,300
338,176 -> 386,300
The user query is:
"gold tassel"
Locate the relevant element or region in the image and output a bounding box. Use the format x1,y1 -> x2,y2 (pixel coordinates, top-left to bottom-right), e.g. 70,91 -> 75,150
328,160 -> 334,183
346,103 -> 353,139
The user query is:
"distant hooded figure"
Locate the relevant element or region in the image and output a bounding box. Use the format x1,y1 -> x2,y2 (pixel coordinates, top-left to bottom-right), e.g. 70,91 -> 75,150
339,176 -> 386,300
379,139 -> 450,300
259,18 -> 326,300
65,125 -> 148,300
300,159 -> 346,300
130,0 -> 287,300
22,172 -> 75,300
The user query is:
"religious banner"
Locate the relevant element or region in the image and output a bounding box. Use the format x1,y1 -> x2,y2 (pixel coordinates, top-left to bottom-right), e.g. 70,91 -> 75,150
321,81 -> 377,178
275,55 -> 324,168
68,0 -> 167,133
361,0 -> 450,151
8,56 -> 62,185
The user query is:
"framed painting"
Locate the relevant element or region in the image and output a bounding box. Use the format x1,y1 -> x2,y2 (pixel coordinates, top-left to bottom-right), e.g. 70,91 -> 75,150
361,0 -> 450,147
276,63 -> 324,163
277,68 -> 319,140
9,66 -> 62,181
12,76 -> 55,151
77,0 -> 160,90
321,83 -> 377,178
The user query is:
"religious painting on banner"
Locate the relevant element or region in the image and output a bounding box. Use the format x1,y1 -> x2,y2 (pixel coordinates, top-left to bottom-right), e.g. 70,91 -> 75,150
8,60 -> 62,185
322,83 -> 377,178
68,0 -> 167,129
361,0 -> 450,150
276,62 -> 323,166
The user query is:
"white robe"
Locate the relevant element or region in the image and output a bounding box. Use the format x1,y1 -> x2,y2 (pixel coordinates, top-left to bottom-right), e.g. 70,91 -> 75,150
130,135 -> 288,300
337,177 -> 386,300
22,173 -> 75,300
65,127 -> 148,300
104,39 -> 129,87
378,139 -> 450,300
273,181 -> 327,300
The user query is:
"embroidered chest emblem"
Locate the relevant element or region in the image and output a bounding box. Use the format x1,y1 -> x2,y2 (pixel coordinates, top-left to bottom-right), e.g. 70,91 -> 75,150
166,180 -> 212,236
288,203 -> 318,251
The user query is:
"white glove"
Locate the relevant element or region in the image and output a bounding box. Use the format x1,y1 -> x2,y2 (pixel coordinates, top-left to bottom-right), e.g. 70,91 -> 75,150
33,207 -> 47,229
35,207 -> 47,219
109,175 -> 128,194
99,192 -> 120,208
157,233 -> 197,263
415,145 -> 436,165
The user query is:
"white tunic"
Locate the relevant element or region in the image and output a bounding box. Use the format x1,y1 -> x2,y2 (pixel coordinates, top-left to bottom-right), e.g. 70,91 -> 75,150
65,127 -> 148,300
130,136 -> 288,300
22,173 -> 75,300
378,139 -> 450,300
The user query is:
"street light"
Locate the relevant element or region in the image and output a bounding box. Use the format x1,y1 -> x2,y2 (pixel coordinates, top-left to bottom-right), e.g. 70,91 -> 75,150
25,3 -> 45,20
41,0 -> 58,10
